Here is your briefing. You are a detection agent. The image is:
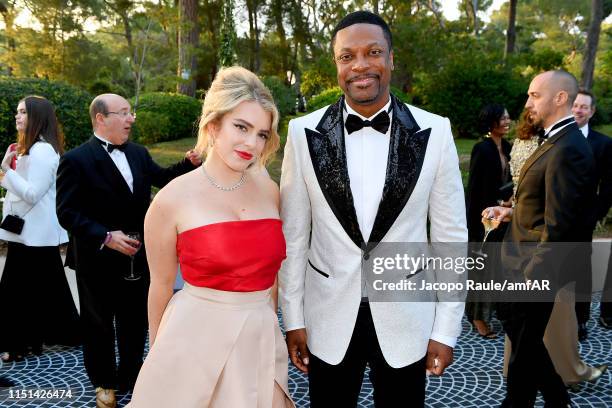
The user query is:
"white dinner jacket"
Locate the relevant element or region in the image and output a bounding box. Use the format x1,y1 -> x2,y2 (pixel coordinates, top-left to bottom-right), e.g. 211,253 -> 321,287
0,140 -> 68,246
279,95 -> 467,367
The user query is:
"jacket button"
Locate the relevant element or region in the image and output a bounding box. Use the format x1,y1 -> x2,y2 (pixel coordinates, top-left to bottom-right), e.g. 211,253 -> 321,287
363,253 -> 370,261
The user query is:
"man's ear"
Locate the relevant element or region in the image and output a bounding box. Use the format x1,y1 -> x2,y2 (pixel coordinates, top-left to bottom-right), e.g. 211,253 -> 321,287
555,91 -> 569,107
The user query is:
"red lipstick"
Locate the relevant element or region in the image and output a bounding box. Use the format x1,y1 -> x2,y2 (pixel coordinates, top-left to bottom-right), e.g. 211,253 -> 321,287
236,150 -> 253,160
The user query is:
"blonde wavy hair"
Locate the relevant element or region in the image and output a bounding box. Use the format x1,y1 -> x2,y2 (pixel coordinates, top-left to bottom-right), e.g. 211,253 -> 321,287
196,66 -> 280,167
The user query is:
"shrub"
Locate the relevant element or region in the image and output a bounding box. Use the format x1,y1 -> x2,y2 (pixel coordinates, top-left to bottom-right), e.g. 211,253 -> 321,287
130,92 -> 201,144
262,76 -> 297,118
0,78 -> 92,149
307,87 -> 343,111
416,56 -> 528,138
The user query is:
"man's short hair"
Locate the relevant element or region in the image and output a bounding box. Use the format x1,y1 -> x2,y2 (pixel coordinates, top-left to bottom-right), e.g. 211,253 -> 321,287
89,96 -> 108,128
331,11 -> 392,51
551,70 -> 579,107
577,88 -> 596,108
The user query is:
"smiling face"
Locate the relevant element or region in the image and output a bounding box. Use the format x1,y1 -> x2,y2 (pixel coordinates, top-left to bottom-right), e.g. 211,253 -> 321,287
491,110 -> 511,137
208,100 -> 271,172
572,93 -> 595,128
333,23 -> 393,117
95,95 -> 135,145
15,101 -> 27,134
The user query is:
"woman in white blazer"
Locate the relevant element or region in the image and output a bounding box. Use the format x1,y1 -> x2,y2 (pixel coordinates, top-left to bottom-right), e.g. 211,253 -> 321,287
0,96 -> 80,362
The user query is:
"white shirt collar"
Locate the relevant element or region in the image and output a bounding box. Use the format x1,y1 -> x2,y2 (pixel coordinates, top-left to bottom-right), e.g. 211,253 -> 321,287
579,123 -> 589,138
544,115 -> 574,138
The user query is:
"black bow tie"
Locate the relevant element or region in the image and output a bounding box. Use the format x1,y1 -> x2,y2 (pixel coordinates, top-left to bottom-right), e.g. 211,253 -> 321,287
538,117 -> 575,145
97,138 -> 128,153
345,110 -> 391,135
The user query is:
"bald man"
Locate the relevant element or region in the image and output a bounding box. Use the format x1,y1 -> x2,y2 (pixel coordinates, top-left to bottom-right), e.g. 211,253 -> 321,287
485,71 -> 597,407
57,94 -> 200,408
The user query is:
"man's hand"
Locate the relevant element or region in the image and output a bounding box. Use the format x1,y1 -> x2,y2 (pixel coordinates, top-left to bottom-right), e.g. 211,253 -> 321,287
105,230 -> 140,256
286,328 -> 309,373
426,339 -> 453,376
482,205 -> 513,223
185,149 -> 202,167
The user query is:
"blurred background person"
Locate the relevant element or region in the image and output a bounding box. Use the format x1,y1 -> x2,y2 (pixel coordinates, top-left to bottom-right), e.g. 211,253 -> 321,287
465,103 -> 512,339
0,95 -> 80,363
571,89 -> 612,339
508,109 -> 540,198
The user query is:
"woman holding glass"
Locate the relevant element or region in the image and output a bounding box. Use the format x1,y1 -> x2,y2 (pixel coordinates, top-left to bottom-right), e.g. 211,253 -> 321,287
465,103 -> 513,339
127,67 -> 294,407
0,96 -> 80,362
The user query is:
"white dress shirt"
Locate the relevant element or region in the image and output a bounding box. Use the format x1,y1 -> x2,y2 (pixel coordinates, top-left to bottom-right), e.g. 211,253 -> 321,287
579,123 -> 589,138
344,99 -> 392,242
94,133 -> 133,192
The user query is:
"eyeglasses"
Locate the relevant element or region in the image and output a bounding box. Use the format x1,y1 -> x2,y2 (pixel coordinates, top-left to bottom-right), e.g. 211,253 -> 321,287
106,110 -> 137,119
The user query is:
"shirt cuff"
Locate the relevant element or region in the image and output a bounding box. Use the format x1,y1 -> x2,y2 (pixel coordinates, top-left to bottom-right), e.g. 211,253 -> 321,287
430,333 -> 457,348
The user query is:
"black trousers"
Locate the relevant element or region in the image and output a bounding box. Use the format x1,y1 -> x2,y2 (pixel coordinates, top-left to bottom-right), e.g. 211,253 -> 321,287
600,241 -> 612,319
498,302 -> 569,407
0,242 -> 80,353
308,302 -> 426,408
76,255 -> 148,391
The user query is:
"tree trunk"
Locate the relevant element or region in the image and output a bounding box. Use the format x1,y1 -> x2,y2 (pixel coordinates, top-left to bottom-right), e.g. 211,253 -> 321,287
271,0 -> 288,79
177,0 -> 199,96
246,0 -> 261,73
504,0 -> 517,61
581,0 -> 604,90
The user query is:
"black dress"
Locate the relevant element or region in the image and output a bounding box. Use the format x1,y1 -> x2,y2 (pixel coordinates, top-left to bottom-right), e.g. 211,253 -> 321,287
465,137 -> 512,323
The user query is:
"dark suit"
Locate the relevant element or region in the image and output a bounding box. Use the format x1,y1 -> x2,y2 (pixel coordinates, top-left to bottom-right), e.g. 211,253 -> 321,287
576,128 -> 612,323
499,122 -> 597,407
56,137 -> 195,390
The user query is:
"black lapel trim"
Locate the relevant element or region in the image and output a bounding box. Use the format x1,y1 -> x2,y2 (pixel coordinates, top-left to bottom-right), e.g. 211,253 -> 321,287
123,143 -> 144,198
306,96 -> 365,249
366,95 -> 431,250
87,137 -> 134,197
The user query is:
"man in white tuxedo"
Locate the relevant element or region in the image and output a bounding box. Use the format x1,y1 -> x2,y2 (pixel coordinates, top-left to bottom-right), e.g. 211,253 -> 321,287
279,11 -> 467,407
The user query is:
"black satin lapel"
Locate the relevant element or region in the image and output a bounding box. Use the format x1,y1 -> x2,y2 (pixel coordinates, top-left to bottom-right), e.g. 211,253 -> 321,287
368,95 -> 431,247
88,137 -> 134,197
123,143 -> 143,197
307,97 -> 365,249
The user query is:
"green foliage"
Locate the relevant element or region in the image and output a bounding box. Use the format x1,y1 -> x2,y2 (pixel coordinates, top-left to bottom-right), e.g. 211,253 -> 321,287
416,55 -> 529,138
307,87 -> 343,111
262,76 -> 297,118
130,92 -> 201,144
0,78 -> 92,149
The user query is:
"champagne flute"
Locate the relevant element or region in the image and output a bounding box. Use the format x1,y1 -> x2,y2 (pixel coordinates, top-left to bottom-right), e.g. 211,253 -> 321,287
125,232 -> 142,281
472,217 -> 499,258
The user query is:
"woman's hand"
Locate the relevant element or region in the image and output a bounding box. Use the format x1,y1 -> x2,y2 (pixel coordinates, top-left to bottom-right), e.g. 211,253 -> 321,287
1,146 -> 17,172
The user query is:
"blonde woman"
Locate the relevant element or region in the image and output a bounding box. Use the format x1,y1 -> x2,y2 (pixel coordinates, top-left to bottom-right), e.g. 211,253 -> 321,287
127,67 -> 294,407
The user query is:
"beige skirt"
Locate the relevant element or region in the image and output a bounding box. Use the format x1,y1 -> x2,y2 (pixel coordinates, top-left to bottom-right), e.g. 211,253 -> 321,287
127,283 -> 295,407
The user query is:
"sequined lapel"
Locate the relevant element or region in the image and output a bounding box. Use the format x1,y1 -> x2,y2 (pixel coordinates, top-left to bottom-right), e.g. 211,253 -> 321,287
367,95 -> 431,248
305,96 -> 365,249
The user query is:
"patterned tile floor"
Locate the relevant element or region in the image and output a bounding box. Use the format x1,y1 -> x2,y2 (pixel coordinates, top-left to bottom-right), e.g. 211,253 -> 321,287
0,295 -> 610,407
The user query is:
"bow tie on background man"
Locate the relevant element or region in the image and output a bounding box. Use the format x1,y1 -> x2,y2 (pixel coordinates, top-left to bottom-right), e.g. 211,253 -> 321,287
97,138 -> 128,153
345,110 -> 391,135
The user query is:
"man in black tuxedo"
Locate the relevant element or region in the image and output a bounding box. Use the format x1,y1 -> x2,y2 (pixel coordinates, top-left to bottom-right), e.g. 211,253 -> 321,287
57,93 -> 200,408
572,89 -> 612,335
486,71 -> 597,407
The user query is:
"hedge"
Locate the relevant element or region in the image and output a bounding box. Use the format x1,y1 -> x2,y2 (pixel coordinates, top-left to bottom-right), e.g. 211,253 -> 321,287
130,92 -> 202,144
0,78 -> 93,150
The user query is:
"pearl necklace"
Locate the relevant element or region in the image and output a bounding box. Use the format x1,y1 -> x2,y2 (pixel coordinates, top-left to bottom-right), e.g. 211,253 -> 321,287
202,166 -> 246,192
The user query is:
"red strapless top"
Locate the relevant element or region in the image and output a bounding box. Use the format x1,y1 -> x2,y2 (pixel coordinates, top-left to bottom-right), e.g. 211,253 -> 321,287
176,218 -> 286,292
